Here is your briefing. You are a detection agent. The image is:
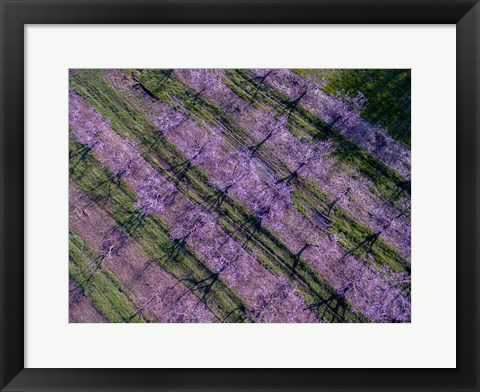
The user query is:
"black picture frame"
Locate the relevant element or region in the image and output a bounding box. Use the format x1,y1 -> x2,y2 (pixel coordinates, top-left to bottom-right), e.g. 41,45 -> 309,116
1,1 -> 479,391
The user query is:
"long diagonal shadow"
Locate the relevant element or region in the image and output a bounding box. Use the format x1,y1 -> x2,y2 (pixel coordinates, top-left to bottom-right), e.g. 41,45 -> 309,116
305,292 -> 348,323
177,271 -> 220,306
69,145 -> 94,176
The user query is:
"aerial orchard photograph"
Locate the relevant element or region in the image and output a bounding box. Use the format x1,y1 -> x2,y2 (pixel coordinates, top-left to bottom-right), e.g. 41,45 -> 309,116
69,68 -> 411,323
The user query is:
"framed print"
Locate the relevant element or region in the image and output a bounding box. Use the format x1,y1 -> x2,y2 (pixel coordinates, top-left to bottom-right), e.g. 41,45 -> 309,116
1,0 -> 479,391
67,67 -> 412,325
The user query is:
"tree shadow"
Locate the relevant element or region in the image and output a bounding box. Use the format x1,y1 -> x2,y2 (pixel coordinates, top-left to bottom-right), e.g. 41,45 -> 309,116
324,188 -> 351,217
126,293 -> 158,322
341,231 -> 381,261
125,238 -> 185,290
179,271 -> 220,306
184,88 -> 207,111
171,159 -> 193,185
88,176 -> 120,203
276,170 -> 299,185
229,214 -> 262,248
120,209 -> 148,236
306,292 -> 348,323
147,129 -> 166,152
342,211 -> 404,261
283,89 -> 308,115
290,243 -> 312,277
388,180 -> 411,206
249,70 -> 273,105
221,305 -> 248,323
132,81 -> 159,103
248,127 -> 274,156
69,145 -> 92,176
202,188 -> 231,211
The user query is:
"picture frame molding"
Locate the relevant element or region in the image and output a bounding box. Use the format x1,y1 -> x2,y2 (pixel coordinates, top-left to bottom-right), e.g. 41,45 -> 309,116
1,1 -> 479,391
